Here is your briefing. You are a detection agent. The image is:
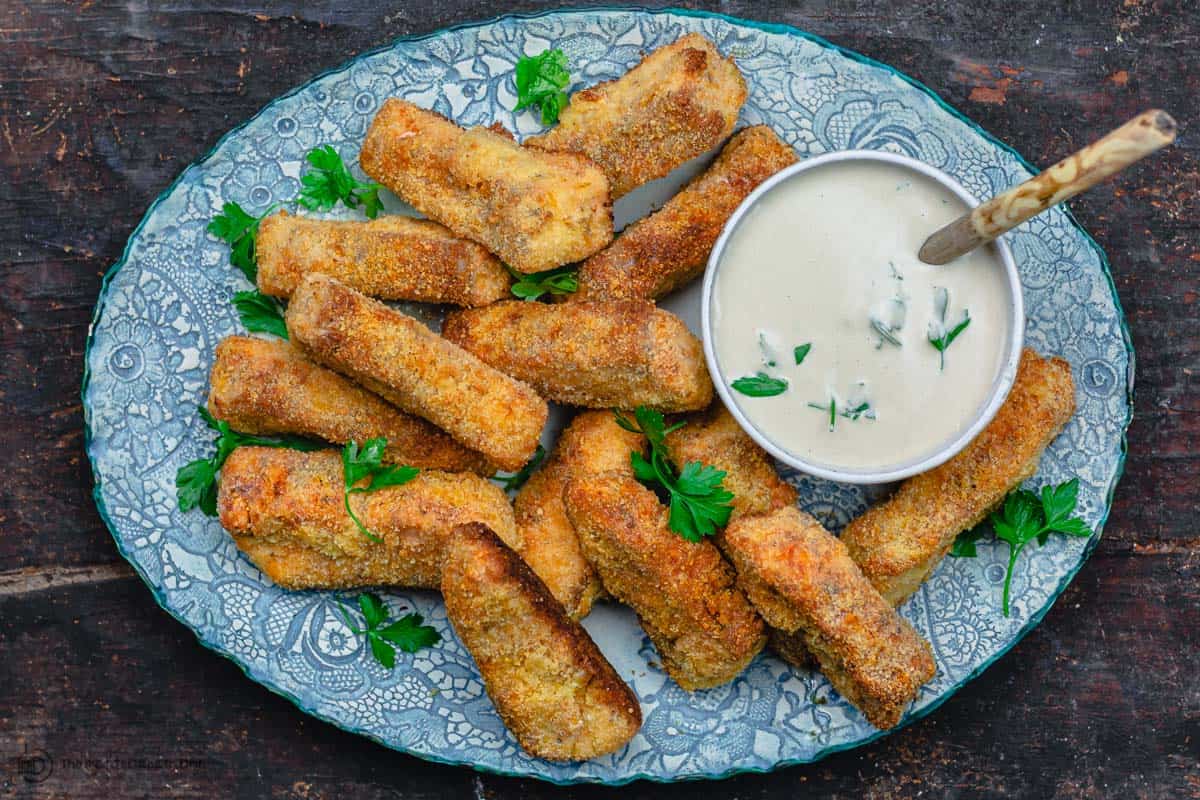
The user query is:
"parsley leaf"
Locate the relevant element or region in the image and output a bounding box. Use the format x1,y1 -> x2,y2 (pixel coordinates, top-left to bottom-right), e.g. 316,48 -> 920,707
298,145 -> 384,219
232,290 -> 288,339
927,287 -> 970,370
175,407 -> 324,516
793,343 -> 812,365
342,438 -> 420,542
731,372 -> 789,398
613,407 -> 734,542
338,592 -> 440,669
508,264 -> 578,301
950,479 -> 1093,616
208,201 -> 269,282
513,49 -> 571,125
496,444 -> 546,491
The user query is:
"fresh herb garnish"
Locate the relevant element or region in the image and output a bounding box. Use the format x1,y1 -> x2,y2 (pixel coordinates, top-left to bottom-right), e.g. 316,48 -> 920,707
342,438 -> 420,542
497,444 -> 546,492
298,145 -> 384,219
731,372 -> 789,398
806,397 -> 875,431
513,49 -> 571,125
950,479 -> 1093,616
757,332 -> 778,368
793,343 -> 812,365
927,287 -> 970,370
208,201 -> 270,282
232,290 -> 288,339
508,264 -> 578,301
869,296 -> 906,348
613,407 -> 735,542
337,592 -> 440,668
175,407 -> 324,516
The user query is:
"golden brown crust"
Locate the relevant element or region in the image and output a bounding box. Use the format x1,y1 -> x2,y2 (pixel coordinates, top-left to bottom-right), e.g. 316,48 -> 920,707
564,473 -> 765,690
360,98 -> 612,273
724,506 -> 936,729
217,447 -> 520,590
510,411 -> 644,619
665,403 -> 797,519
285,273 -> 547,471
255,210 -> 511,306
207,335 -> 493,475
441,523 -> 642,761
442,300 -> 712,412
526,33 -> 747,198
841,349 -> 1077,605
572,126 -> 797,302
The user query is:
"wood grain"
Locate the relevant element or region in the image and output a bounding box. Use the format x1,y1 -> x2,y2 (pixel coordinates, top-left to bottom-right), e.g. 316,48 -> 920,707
1,1 -> 1197,797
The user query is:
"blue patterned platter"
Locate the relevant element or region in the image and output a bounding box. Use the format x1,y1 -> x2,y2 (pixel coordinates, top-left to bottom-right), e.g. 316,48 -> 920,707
83,7 -> 1132,784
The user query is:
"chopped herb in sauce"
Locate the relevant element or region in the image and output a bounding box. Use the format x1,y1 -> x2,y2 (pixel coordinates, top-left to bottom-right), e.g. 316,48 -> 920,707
927,287 -> 971,370
793,342 -> 812,365
732,372 -> 788,397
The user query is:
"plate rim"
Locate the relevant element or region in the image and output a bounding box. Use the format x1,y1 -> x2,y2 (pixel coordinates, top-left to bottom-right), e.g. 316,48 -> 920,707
80,5 -> 1135,785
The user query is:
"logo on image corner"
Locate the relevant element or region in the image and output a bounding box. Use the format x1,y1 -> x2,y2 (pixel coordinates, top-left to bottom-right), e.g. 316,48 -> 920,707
12,745 -> 53,784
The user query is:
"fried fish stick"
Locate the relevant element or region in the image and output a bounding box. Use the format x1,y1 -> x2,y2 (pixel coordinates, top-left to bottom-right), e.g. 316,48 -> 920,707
724,506 -> 936,729
665,404 -> 805,662
218,447 -> 520,590
841,349 -> 1076,606
360,98 -> 612,273
665,404 -> 796,519
526,33 -> 747,198
207,335 -> 492,475
572,126 -> 797,302
285,273 -> 547,471
442,300 -> 712,412
442,523 -> 642,761
565,474 -> 765,690
255,210 -> 510,306
511,411 -> 645,619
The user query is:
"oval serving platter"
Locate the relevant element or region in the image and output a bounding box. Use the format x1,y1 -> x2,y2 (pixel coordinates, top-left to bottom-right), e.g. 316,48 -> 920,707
83,7 -> 1132,784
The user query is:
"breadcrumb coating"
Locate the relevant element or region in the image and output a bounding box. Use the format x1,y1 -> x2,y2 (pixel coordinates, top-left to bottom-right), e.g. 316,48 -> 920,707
841,349 -> 1077,606
217,447 -> 519,590
360,98 -> 612,273
207,335 -> 492,475
723,506 -> 936,729
510,410 -> 645,619
256,210 -> 511,306
571,125 -> 797,302
442,300 -> 712,412
285,273 -> 547,471
526,33 -> 747,198
442,523 -> 641,761
564,473 -> 765,690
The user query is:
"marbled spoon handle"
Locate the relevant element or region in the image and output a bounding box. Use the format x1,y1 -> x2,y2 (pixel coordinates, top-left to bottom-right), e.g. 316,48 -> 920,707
919,110 -> 1176,265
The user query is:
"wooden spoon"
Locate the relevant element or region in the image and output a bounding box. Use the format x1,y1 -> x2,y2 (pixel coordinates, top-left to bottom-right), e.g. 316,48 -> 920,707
919,109 -> 1177,265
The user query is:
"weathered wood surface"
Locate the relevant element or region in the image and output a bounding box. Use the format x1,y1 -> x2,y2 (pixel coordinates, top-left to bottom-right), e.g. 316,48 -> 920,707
1,1 -> 1196,797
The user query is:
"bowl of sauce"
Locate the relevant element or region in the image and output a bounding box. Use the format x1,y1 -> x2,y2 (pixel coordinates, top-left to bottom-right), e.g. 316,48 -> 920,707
702,150 -> 1024,484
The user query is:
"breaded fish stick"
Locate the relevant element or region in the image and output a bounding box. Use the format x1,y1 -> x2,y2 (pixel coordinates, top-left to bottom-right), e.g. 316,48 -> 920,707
218,447 -> 520,590
565,473 -> 765,690
285,273 -> 547,471
526,33 -> 747,198
665,404 -> 796,519
841,349 -> 1076,606
723,506 -> 936,729
665,404 -> 805,663
255,210 -> 510,307
443,300 -> 712,412
207,335 -> 492,475
360,98 -> 612,273
572,126 -> 797,302
442,523 -> 642,761
511,411 -> 645,619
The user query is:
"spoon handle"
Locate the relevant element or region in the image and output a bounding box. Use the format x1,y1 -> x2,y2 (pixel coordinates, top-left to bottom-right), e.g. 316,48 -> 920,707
919,109 -> 1177,265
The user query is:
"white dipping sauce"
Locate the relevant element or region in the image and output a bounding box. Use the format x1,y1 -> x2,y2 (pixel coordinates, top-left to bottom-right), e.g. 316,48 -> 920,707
711,160 -> 1010,471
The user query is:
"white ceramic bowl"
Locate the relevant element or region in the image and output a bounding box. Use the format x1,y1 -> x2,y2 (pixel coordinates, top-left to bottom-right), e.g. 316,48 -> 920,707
701,150 -> 1025,485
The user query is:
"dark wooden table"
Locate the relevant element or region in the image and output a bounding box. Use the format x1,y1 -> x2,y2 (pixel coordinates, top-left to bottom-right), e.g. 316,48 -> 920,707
2,2 -> 1196,797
